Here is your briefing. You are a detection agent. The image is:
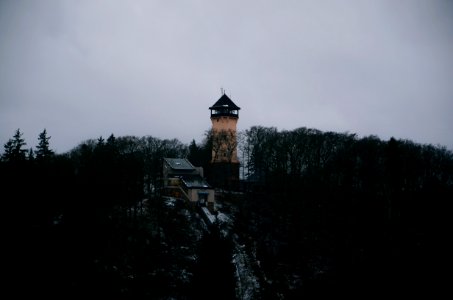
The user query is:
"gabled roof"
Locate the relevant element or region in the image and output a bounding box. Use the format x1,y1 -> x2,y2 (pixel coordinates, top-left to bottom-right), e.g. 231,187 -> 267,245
209,94 -> 240,110
163,158 -> 195,170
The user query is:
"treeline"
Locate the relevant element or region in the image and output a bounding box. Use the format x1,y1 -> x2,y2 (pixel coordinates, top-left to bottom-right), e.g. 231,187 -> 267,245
235,126 -> 453,296
3,126 -> 452,297
2,129 -> 194,297
2,129 -> 188,227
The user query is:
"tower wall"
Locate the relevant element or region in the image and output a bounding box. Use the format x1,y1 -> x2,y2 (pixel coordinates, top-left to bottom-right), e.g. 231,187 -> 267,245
211,116 -> 238,132
210,116 -> 239,163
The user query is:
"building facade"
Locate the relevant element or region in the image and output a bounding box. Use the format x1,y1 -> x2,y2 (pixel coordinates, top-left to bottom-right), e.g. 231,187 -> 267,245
163,158 -> 215,206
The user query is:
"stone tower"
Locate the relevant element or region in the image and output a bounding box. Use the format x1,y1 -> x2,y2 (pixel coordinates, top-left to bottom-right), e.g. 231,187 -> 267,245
208,93 -> 241,188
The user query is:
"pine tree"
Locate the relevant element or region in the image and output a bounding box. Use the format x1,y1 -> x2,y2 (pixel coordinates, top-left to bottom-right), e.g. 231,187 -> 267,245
97,136 -> 105,146
36,129 -> 54,160
106,134 -> 116,146
2,129 -> 27,162
2,139 -> 14,161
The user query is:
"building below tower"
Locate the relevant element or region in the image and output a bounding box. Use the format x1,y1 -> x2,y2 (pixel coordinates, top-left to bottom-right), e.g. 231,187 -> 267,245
162,158 -> 215,208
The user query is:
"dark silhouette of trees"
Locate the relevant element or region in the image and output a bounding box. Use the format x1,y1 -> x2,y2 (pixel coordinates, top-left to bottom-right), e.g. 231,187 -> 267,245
235,126 -> 453,297
1,130 -> 196,297
2,128 -> 27,162
2,125 -> 451,297
35,129 -> 54,160
188,139 -> 207,168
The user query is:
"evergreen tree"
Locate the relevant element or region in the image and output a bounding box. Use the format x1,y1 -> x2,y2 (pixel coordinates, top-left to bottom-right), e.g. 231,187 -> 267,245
36,129 -> 54,160
2,129 -> 27,162
2,139 -> 14,162
106,133 -> 116,147
97,136 -> 105,146
188,139 -> 201,165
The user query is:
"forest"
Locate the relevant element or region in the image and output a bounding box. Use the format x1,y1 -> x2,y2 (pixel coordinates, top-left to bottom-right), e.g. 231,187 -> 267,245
2,126 -> 452,298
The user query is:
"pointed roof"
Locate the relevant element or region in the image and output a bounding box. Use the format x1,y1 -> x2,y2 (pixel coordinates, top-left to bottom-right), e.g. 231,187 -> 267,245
209,94 -> 240,110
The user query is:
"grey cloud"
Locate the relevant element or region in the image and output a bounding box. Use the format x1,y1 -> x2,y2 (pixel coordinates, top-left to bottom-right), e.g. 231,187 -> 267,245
1,0 -> 452,152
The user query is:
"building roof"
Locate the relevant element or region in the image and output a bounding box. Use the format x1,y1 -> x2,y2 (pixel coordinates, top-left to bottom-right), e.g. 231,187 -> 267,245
163,158 -> 195,170
209,94 -> 241,110
181,175 -> 211,188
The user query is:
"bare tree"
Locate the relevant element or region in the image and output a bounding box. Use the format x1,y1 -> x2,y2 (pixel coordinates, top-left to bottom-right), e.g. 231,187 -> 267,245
206,129 -> 238,163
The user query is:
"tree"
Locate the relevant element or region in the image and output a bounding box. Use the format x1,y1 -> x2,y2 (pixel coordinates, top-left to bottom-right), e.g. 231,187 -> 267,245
97,136 -> 105,145
2,129 -> 27,162
28,148 -> 35,161
244,126 -> 278,182
188,139 -> 201,165
237,131 -> 249,179
106,134 -> 116,147
206,129 -> 238,163
36,129 -> 54,160
2,140 -> 14,162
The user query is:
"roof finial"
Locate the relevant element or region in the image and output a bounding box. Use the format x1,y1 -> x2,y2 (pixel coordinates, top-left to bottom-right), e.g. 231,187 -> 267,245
221,87 -> 225,95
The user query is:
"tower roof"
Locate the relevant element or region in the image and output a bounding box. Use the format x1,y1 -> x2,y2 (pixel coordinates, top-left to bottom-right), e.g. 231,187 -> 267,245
209,94 -> 241,110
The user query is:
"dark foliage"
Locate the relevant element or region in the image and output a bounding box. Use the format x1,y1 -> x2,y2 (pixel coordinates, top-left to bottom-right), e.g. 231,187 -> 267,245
235,126 -> 452,297
2,126 -> 451,298
2,131 -> 194,298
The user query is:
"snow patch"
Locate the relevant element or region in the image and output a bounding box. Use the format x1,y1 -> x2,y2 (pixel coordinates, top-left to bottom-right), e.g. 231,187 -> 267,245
201,206 -> 217,225
163,196 -> 177,207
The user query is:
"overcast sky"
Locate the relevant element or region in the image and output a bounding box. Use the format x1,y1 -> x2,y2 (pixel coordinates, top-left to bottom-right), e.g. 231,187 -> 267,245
1,0 -> 452,153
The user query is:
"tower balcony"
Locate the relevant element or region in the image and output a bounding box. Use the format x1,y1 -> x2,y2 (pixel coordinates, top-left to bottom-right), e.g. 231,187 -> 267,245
210,108 -> 239,118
